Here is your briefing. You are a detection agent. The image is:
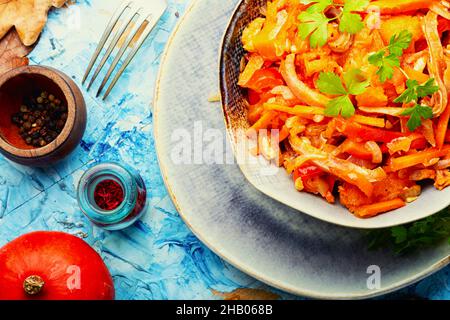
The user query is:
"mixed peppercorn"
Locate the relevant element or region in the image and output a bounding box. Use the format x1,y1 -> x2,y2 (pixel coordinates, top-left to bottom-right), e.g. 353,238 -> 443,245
11,91 -> 68,148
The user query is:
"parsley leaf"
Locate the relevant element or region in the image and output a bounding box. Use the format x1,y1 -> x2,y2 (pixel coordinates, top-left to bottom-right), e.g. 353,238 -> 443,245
325,95 -> 355,118
298,11 -> 330,48
366,207 -> 450,255
394,79 -> 438,131
416,78 -> 440,98
344,68 -> 370,95
377,54 -> 400,83
388,30 -> 413,56
317,69 -> 369,118
395,78 -> 439,104
368,30 -> 412,83
298,0 -> 368,48
401,104 -> 434,131
340,0 -> 369,34
394,79 -> 420,103
316,72 -> 347,95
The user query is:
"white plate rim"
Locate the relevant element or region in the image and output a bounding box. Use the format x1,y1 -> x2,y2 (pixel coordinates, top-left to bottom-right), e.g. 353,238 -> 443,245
153,0 -> 450,299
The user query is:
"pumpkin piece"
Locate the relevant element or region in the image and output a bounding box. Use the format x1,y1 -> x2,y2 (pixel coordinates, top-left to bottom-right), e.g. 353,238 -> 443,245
356,86 -> 388,107
242,18 -> 265,52
403,65 -> 430,83
372,173 -> 416,202
339,182 -> 372,210
379,16 -> 424,46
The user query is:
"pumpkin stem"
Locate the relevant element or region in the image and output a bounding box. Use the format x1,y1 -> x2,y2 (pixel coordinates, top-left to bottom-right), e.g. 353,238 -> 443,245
23,275 -> 45,296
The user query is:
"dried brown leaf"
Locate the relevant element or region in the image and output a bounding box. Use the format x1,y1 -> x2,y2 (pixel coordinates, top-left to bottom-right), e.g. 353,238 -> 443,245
0,0 -> 68,46
0,29 -> 33,74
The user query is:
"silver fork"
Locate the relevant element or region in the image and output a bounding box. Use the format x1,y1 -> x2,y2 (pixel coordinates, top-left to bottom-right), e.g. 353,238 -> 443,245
83,0 -> 167,100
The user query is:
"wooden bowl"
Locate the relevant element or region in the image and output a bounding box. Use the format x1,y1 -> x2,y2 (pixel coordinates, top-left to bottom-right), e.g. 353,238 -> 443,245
0,66 -> 87,166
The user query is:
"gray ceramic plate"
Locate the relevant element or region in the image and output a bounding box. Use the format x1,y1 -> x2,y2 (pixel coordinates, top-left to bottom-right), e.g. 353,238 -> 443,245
219,0 -> 450,229
154,0 -> 450,299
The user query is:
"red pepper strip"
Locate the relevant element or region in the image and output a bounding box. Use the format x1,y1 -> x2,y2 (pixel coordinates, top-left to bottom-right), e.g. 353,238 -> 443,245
293,166 -> 337,194
326,175 -> 337,191
247,89 -> 261,105
370,0 -> 438,14
246,68 -> 284,93
293,165 -> 323,182
335,118 -> 406,143
438,16 -> 450,35
415,39 -> 428,52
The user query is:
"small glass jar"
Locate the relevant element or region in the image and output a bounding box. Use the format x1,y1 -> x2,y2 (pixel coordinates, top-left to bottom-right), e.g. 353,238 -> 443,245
77,162 -> 147,231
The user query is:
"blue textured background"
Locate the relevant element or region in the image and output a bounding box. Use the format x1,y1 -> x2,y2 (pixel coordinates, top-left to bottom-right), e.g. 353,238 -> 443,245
0,0 -> 448,300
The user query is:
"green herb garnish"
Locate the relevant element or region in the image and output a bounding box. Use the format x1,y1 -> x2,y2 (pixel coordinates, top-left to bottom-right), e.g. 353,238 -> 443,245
394,79 -> 440,104
299,0 -> 369,48
366,207 -> 450,255
317,69 -> 369,118
368,30 -> 413,83
393,79 -> 438,131
339,0 -> 368,34
401,105 -> 434,131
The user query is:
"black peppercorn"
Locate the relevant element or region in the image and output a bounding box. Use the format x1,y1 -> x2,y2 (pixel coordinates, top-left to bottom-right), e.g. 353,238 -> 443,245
11,91 -> 68,147
32,139 -> 40,147
23,122 -> 32,130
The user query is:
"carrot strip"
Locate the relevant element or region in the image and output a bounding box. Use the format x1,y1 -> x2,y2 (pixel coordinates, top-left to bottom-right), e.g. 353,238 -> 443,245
403,66 -> 429,83
264,103 -> 325,115
279,125 -> 290,142
353,198 -> 406,218
246,111 -> 278,137
389,146 -> 450,171
351,115 -> 386,128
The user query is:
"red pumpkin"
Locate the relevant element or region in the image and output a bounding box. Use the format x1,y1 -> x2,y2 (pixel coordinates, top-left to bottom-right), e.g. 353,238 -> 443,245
0,231 -> 115,300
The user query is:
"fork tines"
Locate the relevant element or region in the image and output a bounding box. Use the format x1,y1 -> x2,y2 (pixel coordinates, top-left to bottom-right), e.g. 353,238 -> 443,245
83,0 -> 167,100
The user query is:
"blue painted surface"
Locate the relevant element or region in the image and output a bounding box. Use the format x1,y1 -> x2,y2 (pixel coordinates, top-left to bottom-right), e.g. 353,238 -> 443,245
0,0 -> 448,300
